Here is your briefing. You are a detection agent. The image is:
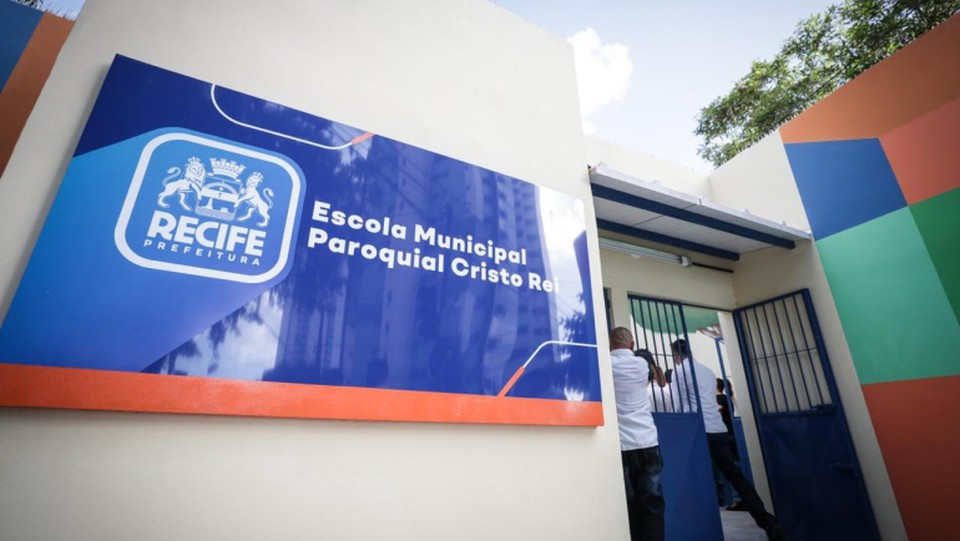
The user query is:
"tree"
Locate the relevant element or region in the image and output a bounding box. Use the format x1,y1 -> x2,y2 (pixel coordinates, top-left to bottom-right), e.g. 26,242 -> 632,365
695,0 -> 960,167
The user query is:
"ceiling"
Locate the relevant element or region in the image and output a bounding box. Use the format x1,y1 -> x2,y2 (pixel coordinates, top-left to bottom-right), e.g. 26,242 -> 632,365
590,164 -> 811,262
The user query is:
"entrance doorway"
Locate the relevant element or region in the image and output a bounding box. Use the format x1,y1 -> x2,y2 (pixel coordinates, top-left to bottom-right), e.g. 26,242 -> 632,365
628,295 -> 766,540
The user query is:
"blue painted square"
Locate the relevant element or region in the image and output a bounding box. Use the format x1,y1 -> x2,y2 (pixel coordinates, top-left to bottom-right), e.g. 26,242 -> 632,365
784,139 -> 906,239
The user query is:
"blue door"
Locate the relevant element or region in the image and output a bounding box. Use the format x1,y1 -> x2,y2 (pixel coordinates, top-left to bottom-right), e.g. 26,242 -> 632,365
629,296 -> 722,541
733,290 -> 879,541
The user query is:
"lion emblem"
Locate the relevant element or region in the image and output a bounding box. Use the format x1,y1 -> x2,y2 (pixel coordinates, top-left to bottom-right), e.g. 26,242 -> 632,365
157,157 -> 206,210
234,172 -> 274,227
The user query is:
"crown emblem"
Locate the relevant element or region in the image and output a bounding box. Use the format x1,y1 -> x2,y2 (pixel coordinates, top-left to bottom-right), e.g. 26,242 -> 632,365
192,157 -> 247,221
210,158 -> 246,179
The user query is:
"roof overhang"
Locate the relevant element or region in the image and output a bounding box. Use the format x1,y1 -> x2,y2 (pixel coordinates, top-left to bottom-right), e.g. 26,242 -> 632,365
590,163 -> 811,262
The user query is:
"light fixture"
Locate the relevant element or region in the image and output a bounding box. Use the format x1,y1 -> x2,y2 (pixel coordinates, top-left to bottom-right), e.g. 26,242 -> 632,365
598,237 -> 691,267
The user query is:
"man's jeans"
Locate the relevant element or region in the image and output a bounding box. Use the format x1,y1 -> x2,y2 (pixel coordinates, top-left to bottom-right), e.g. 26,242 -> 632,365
621,446 -> 665,541
707,432 -> 781,538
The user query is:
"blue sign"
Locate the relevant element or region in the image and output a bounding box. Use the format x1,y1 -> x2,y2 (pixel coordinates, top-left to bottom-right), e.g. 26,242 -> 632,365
0,56 -> 601,425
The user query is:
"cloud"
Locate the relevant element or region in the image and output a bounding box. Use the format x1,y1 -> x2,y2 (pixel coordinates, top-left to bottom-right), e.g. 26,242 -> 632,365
567,28 -> 633,132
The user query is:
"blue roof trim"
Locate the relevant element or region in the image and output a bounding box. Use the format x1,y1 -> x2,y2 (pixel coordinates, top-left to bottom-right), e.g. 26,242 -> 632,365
597,219 -> 740,261
591,183 -> 796,250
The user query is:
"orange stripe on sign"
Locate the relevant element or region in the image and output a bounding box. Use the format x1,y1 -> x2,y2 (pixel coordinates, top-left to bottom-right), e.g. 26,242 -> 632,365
350,132 -> 374,145
497,366 -> 525,397
0,363 -> 603,426
780,13 -> 960,144
0,13 -> 73,176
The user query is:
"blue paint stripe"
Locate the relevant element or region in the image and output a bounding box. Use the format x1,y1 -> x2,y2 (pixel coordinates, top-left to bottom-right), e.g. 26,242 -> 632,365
0,0 -> 43,93
783,139 -> 906,240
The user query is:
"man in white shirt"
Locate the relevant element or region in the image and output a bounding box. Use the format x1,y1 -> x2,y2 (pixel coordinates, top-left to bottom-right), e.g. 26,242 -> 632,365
610,327 -> 665,540
670,339 -> 784,541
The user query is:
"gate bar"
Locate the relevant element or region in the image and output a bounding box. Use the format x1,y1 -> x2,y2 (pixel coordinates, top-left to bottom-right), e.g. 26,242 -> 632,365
759,304 -> 791,412
789,294 -> 826,405
778,297 -> 814,409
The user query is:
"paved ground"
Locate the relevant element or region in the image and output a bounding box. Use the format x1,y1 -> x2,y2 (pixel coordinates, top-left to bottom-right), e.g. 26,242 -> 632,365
720,509 -> 768,541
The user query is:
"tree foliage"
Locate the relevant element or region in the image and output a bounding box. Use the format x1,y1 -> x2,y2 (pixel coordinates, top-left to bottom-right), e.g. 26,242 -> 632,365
695,0 -> 960,167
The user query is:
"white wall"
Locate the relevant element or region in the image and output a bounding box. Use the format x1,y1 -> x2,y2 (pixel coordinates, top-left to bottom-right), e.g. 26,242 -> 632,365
0,1 -> 629,540
599,247 -> 736,327
707,131 -> 810,232
585,136 -> 712,198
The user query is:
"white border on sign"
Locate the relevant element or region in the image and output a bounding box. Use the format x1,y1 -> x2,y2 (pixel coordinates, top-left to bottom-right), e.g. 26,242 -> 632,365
114,131 -> 302,284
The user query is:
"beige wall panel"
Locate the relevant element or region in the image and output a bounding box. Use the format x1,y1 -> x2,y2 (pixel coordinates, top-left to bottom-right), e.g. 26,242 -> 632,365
708,131 -> 810,232
600,249 -> 735,313
585,136 -> 711,198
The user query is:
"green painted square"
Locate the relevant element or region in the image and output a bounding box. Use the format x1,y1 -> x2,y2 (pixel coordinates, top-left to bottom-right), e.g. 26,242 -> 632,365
817,208 -> 960,384
911,188 -> 960,322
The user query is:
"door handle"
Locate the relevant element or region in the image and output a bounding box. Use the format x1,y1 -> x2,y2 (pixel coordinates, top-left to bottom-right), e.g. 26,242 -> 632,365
829,462 -> 857,473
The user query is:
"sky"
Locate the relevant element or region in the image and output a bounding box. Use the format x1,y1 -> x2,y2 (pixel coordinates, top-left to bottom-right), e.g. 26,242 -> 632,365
38,0 -> 83,18
42,0 -> 837,172
492,0 -> 837,172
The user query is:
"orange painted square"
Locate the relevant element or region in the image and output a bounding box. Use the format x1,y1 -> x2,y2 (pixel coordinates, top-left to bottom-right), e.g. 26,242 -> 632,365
880,97 -> 960,205
780,13 -> 960,144
862,375 -> 960,541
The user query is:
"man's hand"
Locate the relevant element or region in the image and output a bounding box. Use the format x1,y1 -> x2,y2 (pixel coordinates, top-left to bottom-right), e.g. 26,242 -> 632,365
649,364 -> 666,388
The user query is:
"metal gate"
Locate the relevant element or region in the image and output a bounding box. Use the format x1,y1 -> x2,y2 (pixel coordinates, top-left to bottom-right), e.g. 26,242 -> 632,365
734,289 -> 879,541
629,295 -> 722,540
